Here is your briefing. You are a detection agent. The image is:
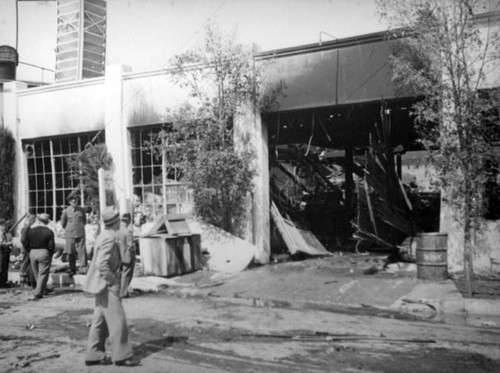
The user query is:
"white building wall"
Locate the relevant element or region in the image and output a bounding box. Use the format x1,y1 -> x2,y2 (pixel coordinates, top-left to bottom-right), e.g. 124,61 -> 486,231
440,13 -> 500,274
3,64 -> 270,260
121,68 -> 270,261
104,64 -> 132,215
234,103 -> 271,264
123,69 -> 190,127
17,79 -> 105,139
4,78 -> 107,222
3,81 -> 28,221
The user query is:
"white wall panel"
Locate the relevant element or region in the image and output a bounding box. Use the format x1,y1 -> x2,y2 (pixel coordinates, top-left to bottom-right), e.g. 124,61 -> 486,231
17,80 -> 105,139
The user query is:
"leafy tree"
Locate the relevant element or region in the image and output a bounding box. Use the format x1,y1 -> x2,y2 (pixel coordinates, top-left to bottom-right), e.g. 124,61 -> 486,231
0,127 -> 15,222
378,0 -> 500,296
157,23 -> 282,237
66,143 -> 113,212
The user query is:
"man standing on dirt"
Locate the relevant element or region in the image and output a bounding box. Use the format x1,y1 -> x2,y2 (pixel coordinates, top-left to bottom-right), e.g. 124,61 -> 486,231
119,213 -> 135,298
23,213 -> 55,300
61,194 -> 87,275
84,206 -> 139,367
20,212 -> 37,288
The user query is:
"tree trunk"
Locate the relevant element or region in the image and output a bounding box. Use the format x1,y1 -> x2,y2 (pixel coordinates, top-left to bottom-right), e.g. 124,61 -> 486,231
463,189 -> 473,298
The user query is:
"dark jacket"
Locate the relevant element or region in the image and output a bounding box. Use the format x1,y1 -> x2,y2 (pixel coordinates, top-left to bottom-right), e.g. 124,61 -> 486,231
20,226 -> 31,251
0,232 -> 12,252
61,205 -> 86,239
23,225 -> 55,255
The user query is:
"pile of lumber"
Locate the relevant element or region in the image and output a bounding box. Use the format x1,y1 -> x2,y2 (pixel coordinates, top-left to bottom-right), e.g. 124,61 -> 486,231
354,103 -> 418,249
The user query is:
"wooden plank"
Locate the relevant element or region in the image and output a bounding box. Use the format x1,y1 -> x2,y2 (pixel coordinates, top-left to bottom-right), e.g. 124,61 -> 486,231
271,201 -> 329,256
363,177 -> 378,236
271,201 -> 299,254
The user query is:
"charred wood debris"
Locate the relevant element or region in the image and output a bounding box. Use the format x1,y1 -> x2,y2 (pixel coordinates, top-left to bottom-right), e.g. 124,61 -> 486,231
269,103 -> 439,263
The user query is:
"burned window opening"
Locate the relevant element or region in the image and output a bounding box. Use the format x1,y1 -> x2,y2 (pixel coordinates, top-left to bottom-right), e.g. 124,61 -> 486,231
23,131 -> 105,221
130,125 -> 193,221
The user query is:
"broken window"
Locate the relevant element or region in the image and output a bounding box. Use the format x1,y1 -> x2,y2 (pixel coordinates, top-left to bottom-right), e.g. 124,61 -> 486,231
130,125 -> 192,220
24,132 -> 105,221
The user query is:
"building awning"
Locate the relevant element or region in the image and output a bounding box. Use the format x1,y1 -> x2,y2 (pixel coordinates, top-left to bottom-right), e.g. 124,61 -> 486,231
258,32 -> 411,112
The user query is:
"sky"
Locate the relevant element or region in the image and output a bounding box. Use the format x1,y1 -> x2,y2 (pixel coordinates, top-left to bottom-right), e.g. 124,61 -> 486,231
0,0 -> 386,83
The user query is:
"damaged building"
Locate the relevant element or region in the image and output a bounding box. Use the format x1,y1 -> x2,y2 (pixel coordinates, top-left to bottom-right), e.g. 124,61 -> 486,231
259,35 -> 448,260
1,0 -> 500,274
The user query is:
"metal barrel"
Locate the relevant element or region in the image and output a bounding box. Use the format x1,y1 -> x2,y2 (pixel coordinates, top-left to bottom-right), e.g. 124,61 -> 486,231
416,233 -> 448,281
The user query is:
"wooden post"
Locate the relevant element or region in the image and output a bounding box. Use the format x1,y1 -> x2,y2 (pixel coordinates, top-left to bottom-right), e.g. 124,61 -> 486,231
345,142 -> 354,211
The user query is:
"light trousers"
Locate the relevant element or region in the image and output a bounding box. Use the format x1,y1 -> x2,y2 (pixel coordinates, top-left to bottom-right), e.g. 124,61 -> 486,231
29,249 -> 51,296
85,285 -> 133,362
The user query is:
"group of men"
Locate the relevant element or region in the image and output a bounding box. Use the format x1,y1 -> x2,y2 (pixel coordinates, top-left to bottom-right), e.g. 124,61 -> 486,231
17,194 -> 137,301
0,195 -> 140,366
18,193 -> 87,290
2,195 -> 140,366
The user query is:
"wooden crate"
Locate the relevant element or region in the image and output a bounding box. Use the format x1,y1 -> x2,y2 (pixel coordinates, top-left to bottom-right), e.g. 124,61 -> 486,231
139,234 -> 202,277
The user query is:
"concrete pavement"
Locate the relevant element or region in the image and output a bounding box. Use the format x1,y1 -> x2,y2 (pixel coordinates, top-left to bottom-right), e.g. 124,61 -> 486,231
126,253 -> 500,323
9,252 -> 500,323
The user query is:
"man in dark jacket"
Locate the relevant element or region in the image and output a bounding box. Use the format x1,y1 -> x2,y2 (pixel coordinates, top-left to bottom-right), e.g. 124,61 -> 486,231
22,213 -> 55,300
61,194 -> 87,275
20,212 -> 37,288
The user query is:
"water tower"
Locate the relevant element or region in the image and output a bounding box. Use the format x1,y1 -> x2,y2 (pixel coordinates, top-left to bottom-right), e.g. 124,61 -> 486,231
0,46 -> 19,83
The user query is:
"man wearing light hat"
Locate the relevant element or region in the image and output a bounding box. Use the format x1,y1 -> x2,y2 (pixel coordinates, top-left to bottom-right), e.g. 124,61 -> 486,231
22,213 -> 55,300
84,206 -> 139,367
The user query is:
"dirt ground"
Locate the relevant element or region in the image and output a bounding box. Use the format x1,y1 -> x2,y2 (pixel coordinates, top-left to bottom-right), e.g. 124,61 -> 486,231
1,282 -> 499,373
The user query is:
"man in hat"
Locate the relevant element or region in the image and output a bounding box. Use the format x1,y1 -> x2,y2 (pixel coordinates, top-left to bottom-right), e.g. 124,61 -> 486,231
61,194 -> 87,275
118,213 -> 135,298
0,218 -> 13,288
22,213 -> 55,300
84,206 -> 139,367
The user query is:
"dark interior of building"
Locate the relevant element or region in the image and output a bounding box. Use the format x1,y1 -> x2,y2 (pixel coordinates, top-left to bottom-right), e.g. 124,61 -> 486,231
266,98 -> 441,256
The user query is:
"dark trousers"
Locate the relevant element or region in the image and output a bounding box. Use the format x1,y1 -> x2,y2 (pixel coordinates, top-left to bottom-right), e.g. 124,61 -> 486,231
65,237 -> 87,273
0,246 -> 10,286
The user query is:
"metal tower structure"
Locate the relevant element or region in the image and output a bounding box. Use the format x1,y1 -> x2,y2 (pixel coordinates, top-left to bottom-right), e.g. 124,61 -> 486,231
55,0 -> 106,82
